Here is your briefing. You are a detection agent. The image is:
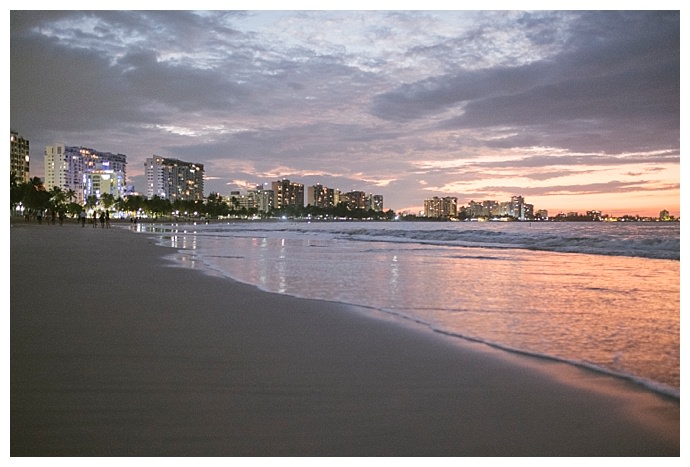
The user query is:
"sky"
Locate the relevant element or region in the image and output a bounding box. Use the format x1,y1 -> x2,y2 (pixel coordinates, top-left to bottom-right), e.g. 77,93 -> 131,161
9,5 -> 681,216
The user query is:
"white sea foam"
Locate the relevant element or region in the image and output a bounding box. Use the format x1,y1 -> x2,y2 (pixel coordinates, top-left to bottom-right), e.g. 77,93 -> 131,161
176,220 -> 679,260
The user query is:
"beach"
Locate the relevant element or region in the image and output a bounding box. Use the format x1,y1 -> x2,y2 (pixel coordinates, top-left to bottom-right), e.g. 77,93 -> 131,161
10,222 -> 680,456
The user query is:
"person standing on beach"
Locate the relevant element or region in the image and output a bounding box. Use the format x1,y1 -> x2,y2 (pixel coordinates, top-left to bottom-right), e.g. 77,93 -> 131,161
92,211 -> 97,228
79,209 -> 87,227
99,211 -> 106,228
105,210 -> 110,228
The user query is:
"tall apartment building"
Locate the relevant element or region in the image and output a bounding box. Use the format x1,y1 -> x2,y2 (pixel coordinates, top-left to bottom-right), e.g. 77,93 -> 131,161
339,191 -> 383,212
369,194 -> 384,212
10,130 -> 30,183
535,209 -> 549,220
228,185 -> 275,214
45,144 -> 75,197
145,156 -> 205,201
272,179 -> 304,209
508,195 -> 534,220
424,196 -> 458,218
341,190 -> 368,210
251,185 -> 275,213
44,144 -> 127,204
307,184 -> 337,209
510,195 -> 527,220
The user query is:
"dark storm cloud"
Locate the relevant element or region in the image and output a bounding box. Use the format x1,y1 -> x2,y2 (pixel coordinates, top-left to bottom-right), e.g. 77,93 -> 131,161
115,49 -> 250,112
10,33 -> 138,132
11,11 -> 268,131
371,11 -> 679,154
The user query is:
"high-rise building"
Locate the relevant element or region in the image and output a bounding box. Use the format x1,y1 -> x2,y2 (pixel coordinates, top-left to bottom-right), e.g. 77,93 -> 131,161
465,200 -> 489,218
145,156 -> 204,201
341,190 -> 368,210
369,194 -> 384,212
307,184 -> 336,209
272,179 -> 304,209
424,196 -> 457,218
45,144 -> 74,196
249,184 -> 275,213
498,201 -> 512,217
510,195 -> 526,220
44,144 -> 127,204
10,130 -> 30,183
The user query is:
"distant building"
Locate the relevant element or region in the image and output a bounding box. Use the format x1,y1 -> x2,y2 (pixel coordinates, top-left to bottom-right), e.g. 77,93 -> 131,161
272,179 -> 304,209
369,194 -> 384,212
307,184 -> 337,209
228,191 -> 253,211
83,164 -> 127,201
227,185 -> 275,214
587,210 -> 603,221
524,203 -> 534,220
498,201 -> 512,216
10,130 -> 30,183
464,200 -> 489,218
424,196 -> 458,218
145,156 -> 204,201
659,209 -> 671,221
44,144 -> 127,204
252,185 -> 275,213
44,144 -> 77,198
510,195 -> 526,220
341,190 -> 368,210
426,194 -> 539,220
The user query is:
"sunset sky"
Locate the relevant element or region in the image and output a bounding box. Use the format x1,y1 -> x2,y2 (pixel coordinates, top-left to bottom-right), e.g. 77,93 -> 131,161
9,6 -> 680,216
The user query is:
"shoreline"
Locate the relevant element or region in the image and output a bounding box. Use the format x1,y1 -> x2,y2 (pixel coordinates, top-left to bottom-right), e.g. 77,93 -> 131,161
153,221 -> 680,398
165,241 -> 681,401
10,222 -> 680,456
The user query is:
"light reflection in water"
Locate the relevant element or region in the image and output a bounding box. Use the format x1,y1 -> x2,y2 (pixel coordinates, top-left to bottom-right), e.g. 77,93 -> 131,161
389,255 -> 399,296
146,227 -> 679,392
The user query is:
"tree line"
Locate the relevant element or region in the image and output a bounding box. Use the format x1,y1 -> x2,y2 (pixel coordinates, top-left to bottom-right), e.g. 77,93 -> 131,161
9,173 -> 397,221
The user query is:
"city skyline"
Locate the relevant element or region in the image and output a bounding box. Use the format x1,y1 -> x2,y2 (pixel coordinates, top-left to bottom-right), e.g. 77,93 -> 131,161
17,134 -> 671,219
9,8 -> 680,217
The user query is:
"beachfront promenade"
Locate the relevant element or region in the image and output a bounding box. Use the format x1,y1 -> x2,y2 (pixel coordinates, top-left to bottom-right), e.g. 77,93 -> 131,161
10,222 -> 680,456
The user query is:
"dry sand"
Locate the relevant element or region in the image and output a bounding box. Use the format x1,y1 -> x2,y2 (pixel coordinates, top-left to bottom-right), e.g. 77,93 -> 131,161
10,221 -> 680,456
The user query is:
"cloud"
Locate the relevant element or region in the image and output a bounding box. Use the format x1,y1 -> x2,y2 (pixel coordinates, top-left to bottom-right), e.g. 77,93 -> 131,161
9,10 -> 680,215
480,180 -> 681,197
371,11 -> 679,154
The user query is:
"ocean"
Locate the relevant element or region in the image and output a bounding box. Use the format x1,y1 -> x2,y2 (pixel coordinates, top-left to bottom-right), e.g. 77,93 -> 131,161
134,220 -> 680,398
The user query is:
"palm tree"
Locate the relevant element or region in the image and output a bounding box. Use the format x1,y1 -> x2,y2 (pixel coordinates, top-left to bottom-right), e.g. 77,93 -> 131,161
49,186 -> 67,208
145,195 -> 172,218
65,188 -> 77,204
10,171 -> 24,213
22,177 -> 51,218
100,193 -> 115,210
85,194 -> 98,211
122,195 -> 145,218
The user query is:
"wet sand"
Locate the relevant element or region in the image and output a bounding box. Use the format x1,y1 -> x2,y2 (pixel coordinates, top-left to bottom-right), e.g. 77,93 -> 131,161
10,221 -> 680,456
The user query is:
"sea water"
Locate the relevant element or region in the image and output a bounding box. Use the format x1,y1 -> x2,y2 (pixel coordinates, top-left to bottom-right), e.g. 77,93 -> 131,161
135,220 -> 680,398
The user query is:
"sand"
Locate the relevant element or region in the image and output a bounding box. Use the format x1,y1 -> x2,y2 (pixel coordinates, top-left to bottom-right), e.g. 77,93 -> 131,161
9,221 -> 680,456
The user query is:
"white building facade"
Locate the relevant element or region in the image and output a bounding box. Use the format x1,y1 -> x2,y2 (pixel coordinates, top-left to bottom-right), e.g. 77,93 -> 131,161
44,144 -> 127,205
145,156 -> 205,201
